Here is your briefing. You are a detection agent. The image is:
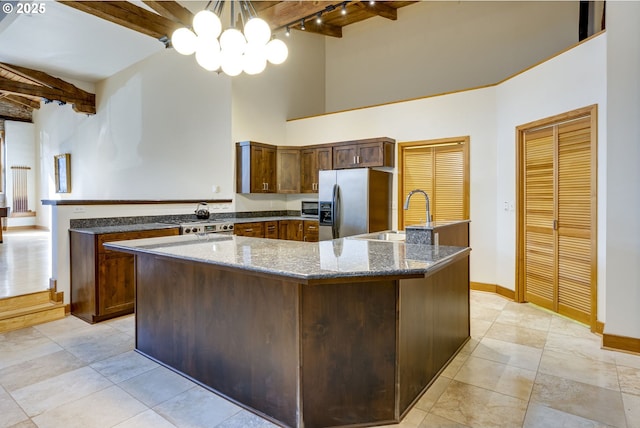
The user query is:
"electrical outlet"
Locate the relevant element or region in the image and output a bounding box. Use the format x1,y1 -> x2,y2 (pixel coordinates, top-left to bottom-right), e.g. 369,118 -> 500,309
503,201 -> 509,211
72,206 -> 86,214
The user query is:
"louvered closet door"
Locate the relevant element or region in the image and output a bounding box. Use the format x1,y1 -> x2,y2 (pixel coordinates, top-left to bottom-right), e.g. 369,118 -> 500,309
557,118 -> 593,323
434,146 -> 465,221
524,127 -> 556,309
522,115 -> 594,324
403,148 -> 433,227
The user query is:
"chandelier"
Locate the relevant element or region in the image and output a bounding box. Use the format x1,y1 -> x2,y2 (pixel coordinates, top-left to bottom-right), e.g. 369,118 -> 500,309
171,1 -> 288,77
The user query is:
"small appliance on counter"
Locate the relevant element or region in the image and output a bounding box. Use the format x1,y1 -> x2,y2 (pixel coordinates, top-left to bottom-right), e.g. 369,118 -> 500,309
318,168 -> 391,240
301,200 -> 319,218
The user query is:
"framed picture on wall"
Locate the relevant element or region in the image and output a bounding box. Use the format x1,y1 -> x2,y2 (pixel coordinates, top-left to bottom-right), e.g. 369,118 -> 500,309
54,153 -> 71,193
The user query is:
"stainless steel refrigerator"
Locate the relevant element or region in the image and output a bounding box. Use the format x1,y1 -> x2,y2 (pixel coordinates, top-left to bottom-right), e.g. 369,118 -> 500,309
318,168 -> 391,240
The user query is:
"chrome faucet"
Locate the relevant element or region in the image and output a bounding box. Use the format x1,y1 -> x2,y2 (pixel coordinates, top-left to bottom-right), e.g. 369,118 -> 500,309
403,189 -> 432,226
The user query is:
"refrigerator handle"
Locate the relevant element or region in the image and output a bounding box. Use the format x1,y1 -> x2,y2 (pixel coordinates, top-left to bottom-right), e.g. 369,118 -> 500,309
331,184 -> 340,239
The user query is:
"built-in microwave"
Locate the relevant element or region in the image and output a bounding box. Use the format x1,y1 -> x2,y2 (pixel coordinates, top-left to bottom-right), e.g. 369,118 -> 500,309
301,200 -> 319,218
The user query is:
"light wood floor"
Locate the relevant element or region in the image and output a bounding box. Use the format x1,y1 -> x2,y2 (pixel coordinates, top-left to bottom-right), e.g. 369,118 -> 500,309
0,229 -> 51,298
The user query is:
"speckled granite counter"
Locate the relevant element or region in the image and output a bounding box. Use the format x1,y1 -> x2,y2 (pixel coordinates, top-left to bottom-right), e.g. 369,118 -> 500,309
69,222 -> 179,235
107,235 -> 470,428
104,234 -> 469,282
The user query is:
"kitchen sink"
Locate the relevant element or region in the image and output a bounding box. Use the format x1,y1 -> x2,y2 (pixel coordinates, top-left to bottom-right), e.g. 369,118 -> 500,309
349,230 -> 406,242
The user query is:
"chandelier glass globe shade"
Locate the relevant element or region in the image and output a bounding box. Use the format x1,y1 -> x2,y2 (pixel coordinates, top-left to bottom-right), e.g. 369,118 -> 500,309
195,37 -> 221,71
221,51 -> 244,76
243,43 -> 267,75
219,28 -> 247,55
266,39 -> 288,65
193,10 -> 222,38
244,17 -> 271,45
171,28 -> 197,55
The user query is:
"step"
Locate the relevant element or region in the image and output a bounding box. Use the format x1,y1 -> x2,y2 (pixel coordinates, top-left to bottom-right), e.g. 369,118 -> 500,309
0,290 -> 51,312
0,302 -> 66,333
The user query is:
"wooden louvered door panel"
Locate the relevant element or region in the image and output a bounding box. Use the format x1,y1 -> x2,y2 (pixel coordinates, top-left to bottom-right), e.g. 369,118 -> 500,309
524,127 -> 556,309
521,111 -> 596,327
434,146 -> 466,221
401,141 -> 468,229
557,118 -> 593,323
402,148 -> 433,227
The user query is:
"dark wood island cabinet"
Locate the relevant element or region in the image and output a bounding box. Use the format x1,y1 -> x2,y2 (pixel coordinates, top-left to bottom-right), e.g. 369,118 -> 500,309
106,235 -> 470,428
69,226 -> 178,323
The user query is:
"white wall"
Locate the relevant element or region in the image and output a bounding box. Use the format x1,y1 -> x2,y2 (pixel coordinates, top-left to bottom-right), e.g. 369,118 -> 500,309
325,1 -> 579,112
287,34 -> 608,318
496,34 -> 607,320
36,49 -> 234,203
4,121 -> 36,228
604,1 -> 640,339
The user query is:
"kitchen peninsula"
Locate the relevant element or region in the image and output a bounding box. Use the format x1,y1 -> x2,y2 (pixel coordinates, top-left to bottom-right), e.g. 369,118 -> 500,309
106,234 -> 471,428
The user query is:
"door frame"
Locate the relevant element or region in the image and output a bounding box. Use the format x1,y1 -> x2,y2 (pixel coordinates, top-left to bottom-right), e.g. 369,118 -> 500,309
515,104 -> 598,331
397,136 -> 470,229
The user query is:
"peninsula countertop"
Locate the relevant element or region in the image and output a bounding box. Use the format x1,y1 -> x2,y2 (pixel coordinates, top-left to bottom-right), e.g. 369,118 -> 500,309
104,234 -> 470,282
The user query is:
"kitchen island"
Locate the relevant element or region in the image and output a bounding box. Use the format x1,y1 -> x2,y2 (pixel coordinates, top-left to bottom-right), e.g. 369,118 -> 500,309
105,234 -> 470,428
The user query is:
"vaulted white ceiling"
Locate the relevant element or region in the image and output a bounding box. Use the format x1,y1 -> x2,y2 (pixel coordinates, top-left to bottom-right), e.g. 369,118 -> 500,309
0,0 -> 164,83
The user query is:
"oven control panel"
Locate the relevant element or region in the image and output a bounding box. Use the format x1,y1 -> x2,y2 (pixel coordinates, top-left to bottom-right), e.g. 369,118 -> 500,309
180,222 -> 234,235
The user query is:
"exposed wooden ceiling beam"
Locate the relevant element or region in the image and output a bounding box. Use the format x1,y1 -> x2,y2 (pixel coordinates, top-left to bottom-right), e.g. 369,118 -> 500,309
58,1 -> 179,41
355,1 -> 398,20
0,100 -> 32,122
0,63 -> 86,98
0,94 -> 40,110
0,62 -> 95,114
0,77 -> 95,114
298,20 -> 343,38
257,1 -> 343,29
143,1 -> 193,28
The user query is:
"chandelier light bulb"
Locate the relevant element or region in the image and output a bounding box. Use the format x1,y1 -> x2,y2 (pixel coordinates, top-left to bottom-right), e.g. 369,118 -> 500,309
243,44 -> 267,75
244,17 -> 271,45
221,51 -> 244,76
171,27 -> 197,55
193,10 -> 222,38
195,36 -> 221,71
220,28 -> 247,55
266,38 -> 288,65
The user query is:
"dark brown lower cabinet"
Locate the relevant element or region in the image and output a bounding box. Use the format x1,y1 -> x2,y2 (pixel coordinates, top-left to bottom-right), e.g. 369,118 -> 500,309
132,251 -> 470,428
278,220 -> 303,241
234,222 -> 265,237
70,227 -> 179,323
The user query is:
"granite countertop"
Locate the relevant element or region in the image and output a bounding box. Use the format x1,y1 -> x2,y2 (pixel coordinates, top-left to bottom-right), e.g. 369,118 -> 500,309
104,234 -> 470,281
69,216 -> 318,235
405,219 -> 470,230
69,223 -> 180,234
230,216 -> 316,224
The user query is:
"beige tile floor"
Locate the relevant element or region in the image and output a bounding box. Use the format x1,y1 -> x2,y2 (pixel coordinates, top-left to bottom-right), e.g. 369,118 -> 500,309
1,230 -> 639,427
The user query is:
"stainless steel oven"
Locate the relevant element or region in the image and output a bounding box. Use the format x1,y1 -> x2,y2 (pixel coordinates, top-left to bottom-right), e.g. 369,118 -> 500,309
179,221 -> 234,235
301,200 -> 319,218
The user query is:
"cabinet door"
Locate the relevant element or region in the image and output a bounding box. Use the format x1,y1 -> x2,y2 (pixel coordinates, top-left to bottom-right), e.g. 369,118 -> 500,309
264,221 -> 279,239
333,144 -> 358,169
234,222 -> 265,238
303,220 -> 319,242
263,146 -> 277,193
277,148 -> 301,193
288,220 -> 303,241
357,142 -> 385,167
300,149 -> 317,193
93,228 -> 178,321
98,253 -> 135,316
251,145 -> 277,193
317,147 -> 332,171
